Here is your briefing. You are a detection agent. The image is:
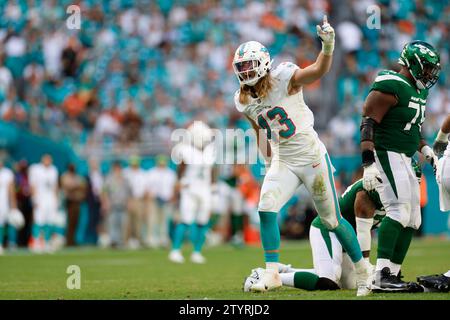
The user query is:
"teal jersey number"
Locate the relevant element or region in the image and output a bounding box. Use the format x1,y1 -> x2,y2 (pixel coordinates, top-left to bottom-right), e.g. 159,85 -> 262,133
257,106 -> 296,140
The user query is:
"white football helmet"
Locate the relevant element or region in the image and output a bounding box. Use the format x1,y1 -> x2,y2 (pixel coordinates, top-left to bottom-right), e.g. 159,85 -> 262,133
232,41 -> 273,86
187,121 -> 213,150
8,209 -> 25,229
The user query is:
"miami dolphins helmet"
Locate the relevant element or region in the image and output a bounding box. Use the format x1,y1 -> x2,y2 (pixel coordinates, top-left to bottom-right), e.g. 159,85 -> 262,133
232,41 -> 273,86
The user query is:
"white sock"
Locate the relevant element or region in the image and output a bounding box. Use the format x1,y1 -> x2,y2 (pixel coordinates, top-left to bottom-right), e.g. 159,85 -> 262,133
266,262 -> 279,273
354,259 -> 367,272
375,258 -> 392,272
390,263 -> 401,276
364,257 -> 371,264
444,270 -> 450,277
356,217 -> 373,252
279,273 -> 295,287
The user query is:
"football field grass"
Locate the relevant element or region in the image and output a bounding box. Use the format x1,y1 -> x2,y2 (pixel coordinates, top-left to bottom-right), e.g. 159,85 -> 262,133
0,238 -> 448,300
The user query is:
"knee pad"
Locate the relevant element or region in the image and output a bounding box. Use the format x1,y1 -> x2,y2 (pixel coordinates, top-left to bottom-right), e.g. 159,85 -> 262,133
258,190 -> 278,212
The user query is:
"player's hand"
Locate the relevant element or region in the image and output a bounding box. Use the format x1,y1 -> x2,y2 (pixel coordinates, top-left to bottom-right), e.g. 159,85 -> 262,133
362,163 -> 382,191
316,15 -> 335,51
421,145 -> 438,175
433,129 -> 449,158
433,140 -> 448,158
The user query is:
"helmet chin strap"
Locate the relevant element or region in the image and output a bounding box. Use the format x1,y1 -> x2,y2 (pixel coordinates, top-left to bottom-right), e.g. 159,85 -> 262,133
409,70 -> 425,90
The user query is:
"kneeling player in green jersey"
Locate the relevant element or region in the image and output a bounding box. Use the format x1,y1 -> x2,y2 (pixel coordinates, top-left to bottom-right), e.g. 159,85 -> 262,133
244,178 -> 385,291
359,41 -> 441,293
245,164 -> 422,292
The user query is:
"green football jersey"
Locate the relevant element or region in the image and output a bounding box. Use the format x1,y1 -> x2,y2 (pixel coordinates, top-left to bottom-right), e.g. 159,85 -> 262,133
311,179 -> 385,231
370,70 -> 429,157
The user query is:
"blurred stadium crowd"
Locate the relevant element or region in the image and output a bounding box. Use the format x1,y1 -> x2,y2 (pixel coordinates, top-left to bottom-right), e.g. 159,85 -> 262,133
0,0 -> 449,249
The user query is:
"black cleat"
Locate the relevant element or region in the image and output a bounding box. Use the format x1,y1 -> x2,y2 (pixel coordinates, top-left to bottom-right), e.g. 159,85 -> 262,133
372,267 -> 415,292
417,274 -> 450,293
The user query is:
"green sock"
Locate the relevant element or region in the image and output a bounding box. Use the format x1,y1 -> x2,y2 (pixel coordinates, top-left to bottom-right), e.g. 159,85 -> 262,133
258,211 -> 280,263
208,214 -> 220,229
294,272 -> 319,291
377,217 -> 403,260
193,223 -> 209,253
0,226 -> 4,246
391,227 -> 414,265
55,226 -> 65,237
231,214 -> 244,235
44,224 -> 53,242
172,223 -> 189,251
32,224 -> 42,239
7,226 -> 17,246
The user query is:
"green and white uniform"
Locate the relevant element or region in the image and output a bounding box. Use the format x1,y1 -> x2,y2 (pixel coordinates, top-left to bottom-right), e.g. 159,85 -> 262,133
371,70 -> 427,229
309,180 -> 385,288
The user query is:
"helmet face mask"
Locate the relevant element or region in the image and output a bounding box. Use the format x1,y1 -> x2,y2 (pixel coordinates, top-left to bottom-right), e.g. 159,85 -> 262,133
399,40 -> 441,90
232,41 -> 272,87
419,61 -> 440,89
234,59 -> 260,85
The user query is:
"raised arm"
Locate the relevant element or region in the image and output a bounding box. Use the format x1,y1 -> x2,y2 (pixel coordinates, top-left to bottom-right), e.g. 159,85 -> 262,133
288,15 -> 334,92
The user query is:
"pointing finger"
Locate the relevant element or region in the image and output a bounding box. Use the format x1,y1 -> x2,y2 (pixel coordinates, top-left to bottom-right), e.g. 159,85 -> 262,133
323,15 -> 328,25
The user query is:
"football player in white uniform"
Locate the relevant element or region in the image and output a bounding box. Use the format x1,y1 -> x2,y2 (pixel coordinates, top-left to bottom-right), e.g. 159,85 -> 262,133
169,121 -> 216,264
232,16 -> 371,295
28,154 -> 59,253
0,160 -> 21,255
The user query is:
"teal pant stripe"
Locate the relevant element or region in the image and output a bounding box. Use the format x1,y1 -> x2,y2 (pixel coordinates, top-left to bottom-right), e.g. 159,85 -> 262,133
325,153 -> 342,220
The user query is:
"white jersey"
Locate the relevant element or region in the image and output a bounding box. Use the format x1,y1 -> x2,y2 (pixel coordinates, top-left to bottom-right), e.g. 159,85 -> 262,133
28,163 -> 58,199
235,62 -> 326,166
0,167 -> 14,212
172,142 -> 215,190
147,167 -> 177,201
124,167 -> 148,199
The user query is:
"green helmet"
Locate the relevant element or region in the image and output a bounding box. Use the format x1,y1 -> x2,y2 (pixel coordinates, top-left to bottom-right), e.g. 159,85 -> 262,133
398,40 -> 441,90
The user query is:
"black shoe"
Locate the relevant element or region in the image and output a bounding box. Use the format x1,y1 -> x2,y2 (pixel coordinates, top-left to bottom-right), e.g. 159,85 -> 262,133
417,274 -> 450,293
372,267 -> 413,292
394,270 -> 424,292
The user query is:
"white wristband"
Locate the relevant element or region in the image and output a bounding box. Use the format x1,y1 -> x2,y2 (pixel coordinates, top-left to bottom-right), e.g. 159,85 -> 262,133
420,145 -> 433,157
322,42 -> 334,56
436,129 -> 449,143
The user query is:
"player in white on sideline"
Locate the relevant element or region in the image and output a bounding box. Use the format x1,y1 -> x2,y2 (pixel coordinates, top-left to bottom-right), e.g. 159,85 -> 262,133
232,16 -> 371,296
146,155 -> 177,248
169,121 -> 216,264
28,154 -> 59,253
0,160 -> 23,255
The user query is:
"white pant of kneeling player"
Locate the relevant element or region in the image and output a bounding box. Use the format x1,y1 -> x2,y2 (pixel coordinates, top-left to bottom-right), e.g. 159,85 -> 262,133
244,224 -> 368,292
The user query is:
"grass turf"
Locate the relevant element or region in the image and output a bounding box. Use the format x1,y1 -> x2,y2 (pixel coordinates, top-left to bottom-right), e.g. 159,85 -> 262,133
0,238 -> 448,300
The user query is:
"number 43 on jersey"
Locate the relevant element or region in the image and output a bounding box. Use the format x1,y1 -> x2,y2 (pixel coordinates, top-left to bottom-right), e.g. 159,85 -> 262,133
257,106 -> 296,140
